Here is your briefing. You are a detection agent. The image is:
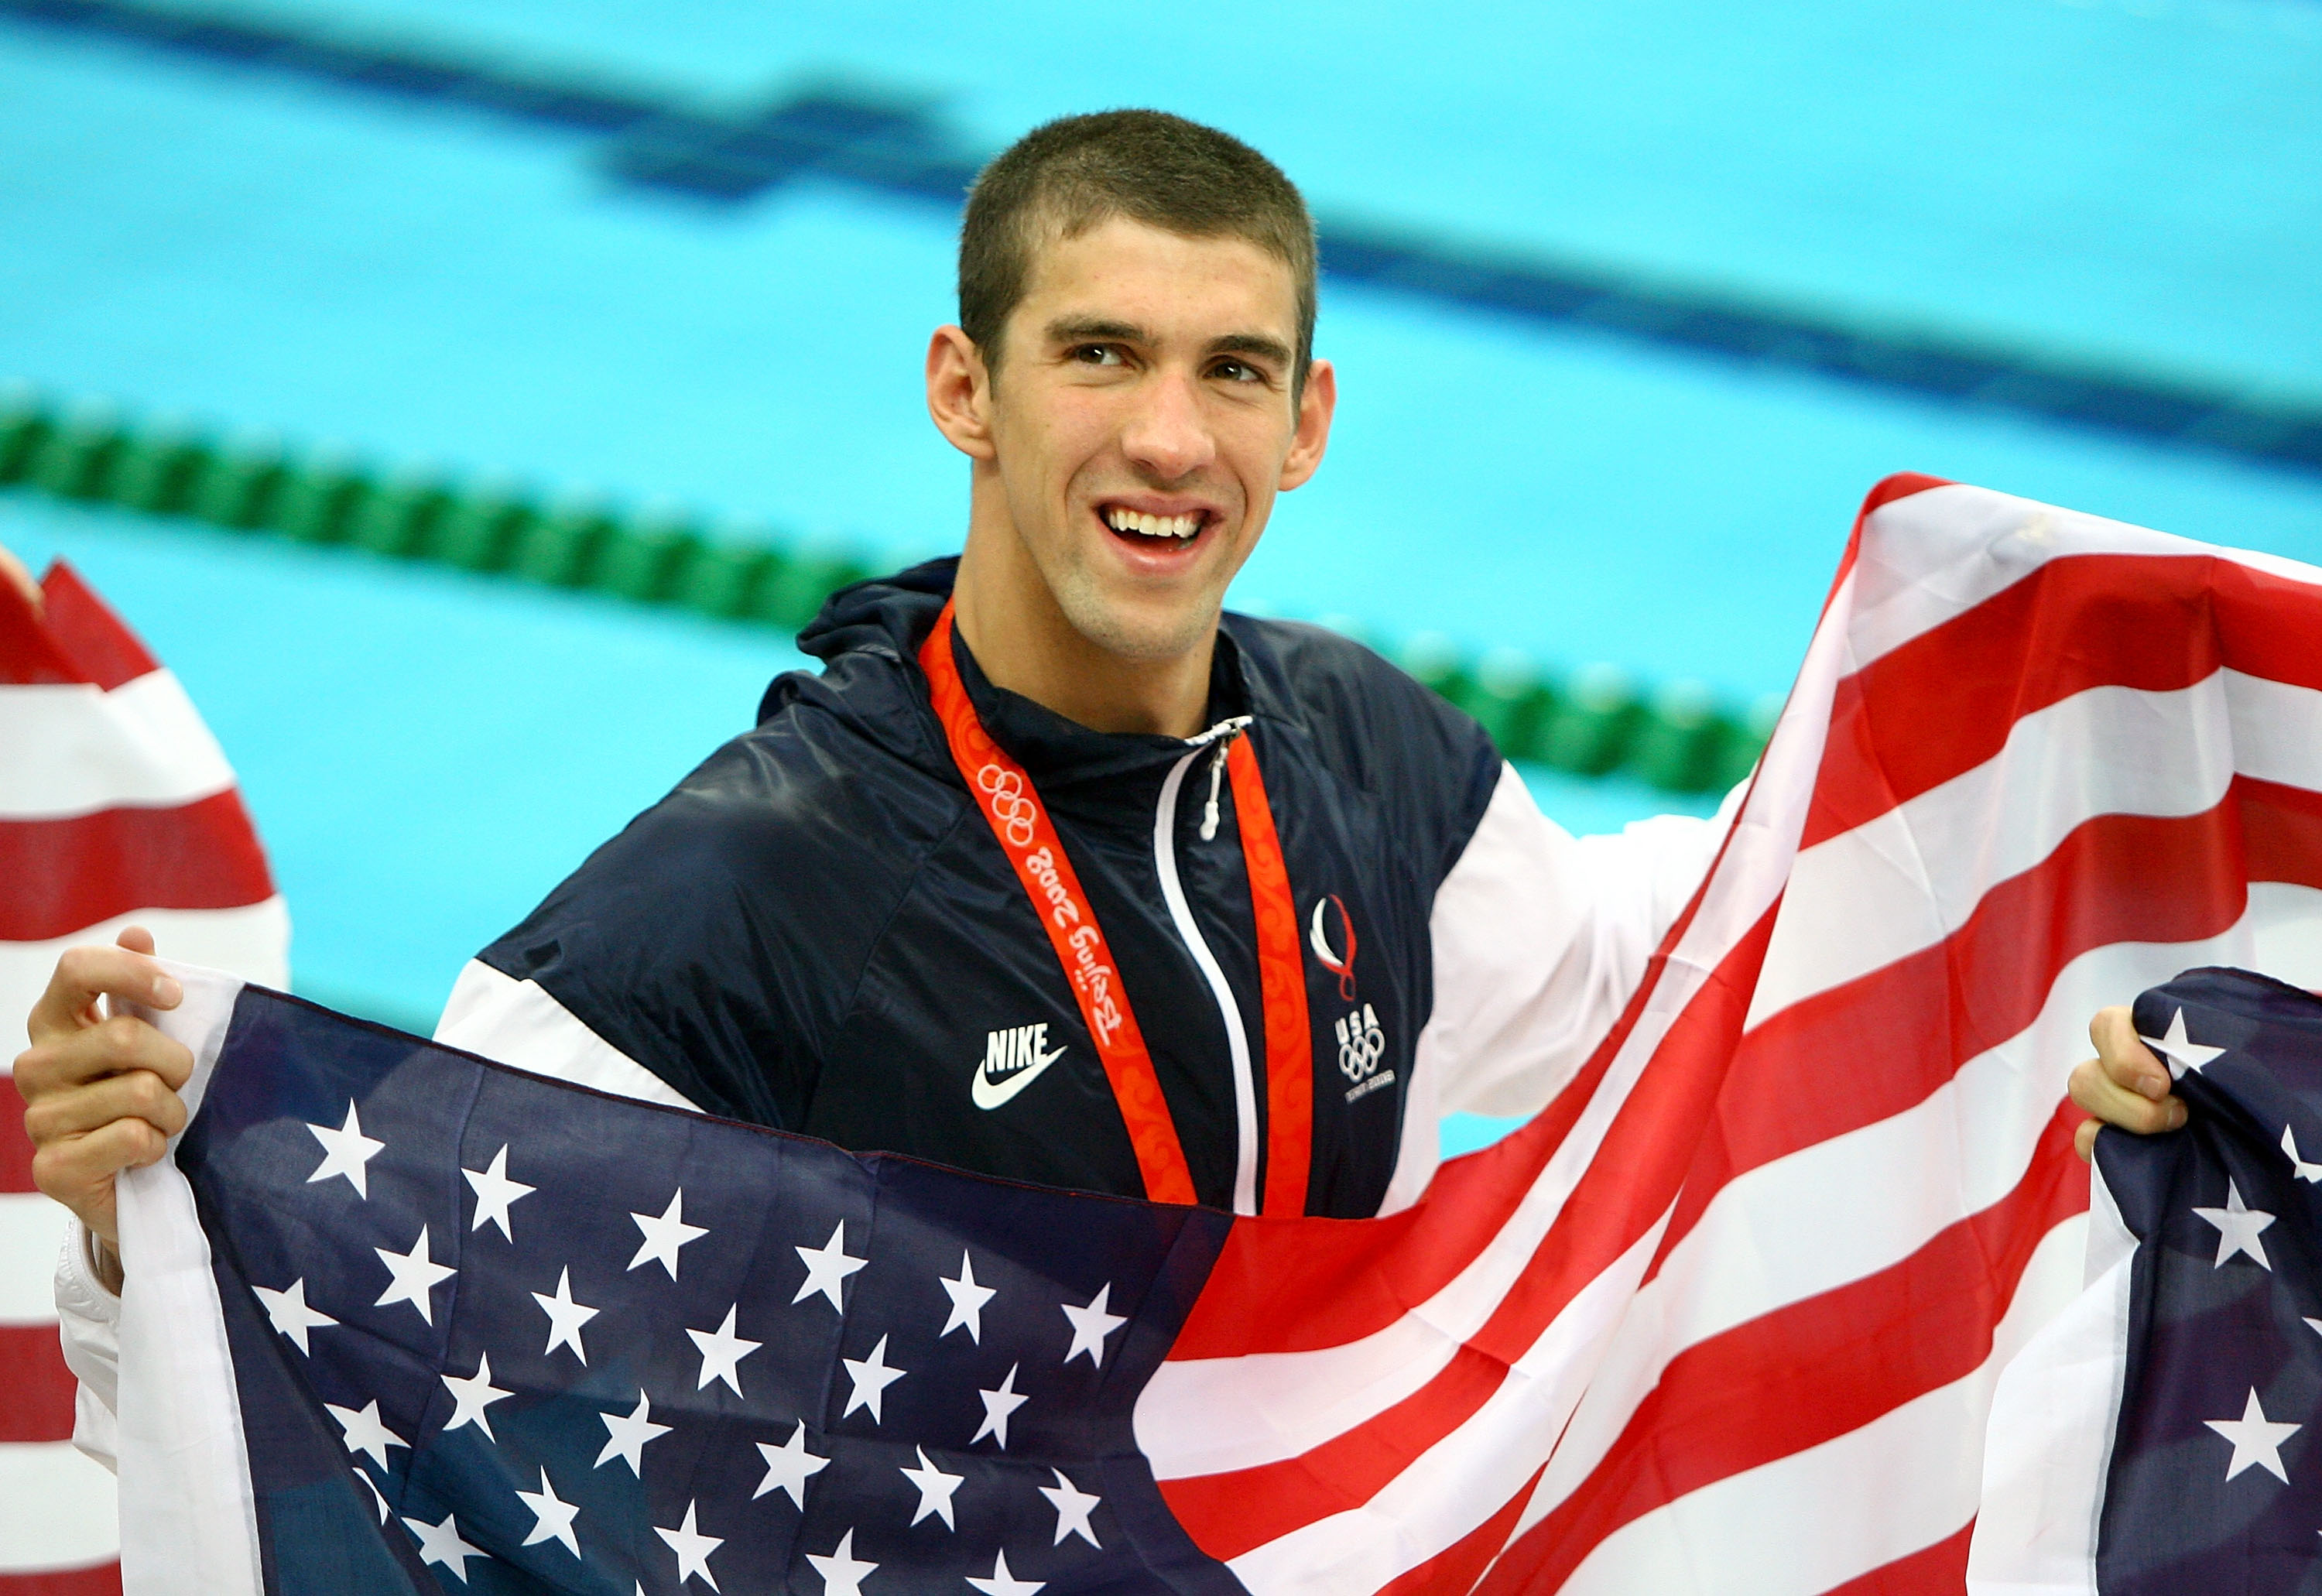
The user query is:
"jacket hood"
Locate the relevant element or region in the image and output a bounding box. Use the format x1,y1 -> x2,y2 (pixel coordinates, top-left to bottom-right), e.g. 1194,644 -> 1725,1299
793,556 -> 957,665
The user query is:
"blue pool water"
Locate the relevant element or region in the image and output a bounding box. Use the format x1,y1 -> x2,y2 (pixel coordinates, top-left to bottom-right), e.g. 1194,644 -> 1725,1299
5,0 -> 2317,1157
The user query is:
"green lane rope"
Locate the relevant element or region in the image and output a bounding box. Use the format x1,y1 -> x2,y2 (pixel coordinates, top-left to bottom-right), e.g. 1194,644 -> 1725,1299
0,388 -> 1772,794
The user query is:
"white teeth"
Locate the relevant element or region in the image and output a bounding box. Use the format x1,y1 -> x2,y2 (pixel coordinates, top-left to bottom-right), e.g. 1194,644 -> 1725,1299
1104,507 -> 1200,540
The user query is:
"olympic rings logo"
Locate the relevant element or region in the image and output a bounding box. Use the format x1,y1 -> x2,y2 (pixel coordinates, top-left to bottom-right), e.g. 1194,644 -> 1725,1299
977,764 -> 1039,848
1334,1004 -> 1387,1083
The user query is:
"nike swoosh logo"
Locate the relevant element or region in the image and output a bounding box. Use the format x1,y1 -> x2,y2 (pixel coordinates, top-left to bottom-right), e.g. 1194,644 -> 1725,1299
971,1045 -> 1066,1111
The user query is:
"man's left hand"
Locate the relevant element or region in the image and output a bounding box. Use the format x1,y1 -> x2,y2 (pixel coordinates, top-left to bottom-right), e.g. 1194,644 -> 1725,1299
2070,1005 -> 2186,1160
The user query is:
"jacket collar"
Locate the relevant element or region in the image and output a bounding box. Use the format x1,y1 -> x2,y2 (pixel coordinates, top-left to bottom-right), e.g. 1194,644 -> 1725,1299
793,557 -> 1252,794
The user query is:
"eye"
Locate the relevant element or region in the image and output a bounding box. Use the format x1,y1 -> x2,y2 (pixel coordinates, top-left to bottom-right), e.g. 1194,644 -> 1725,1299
1070,344 -> 1126,367
1210,358 -> 1267,385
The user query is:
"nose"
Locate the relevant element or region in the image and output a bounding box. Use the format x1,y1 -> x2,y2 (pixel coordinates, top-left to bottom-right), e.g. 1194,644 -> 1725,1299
1118,368 -> 1217,483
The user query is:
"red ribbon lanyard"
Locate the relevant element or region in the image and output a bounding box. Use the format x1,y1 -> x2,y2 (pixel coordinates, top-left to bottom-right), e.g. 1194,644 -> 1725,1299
919,601 -> 1313,1214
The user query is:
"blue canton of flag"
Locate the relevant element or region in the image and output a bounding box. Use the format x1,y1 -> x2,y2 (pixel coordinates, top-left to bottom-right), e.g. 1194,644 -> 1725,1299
2090,968 -> 2322,1593
176,985 -> 1244,1594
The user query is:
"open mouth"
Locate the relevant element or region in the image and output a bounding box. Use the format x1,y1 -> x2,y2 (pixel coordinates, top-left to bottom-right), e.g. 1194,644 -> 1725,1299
1099,503 -> 1212,550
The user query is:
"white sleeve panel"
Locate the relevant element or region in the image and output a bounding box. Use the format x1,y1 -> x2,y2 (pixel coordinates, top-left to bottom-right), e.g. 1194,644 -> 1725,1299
57,1224 -> 120,1472
1379,766 -> 1735,1214
433,961 -> 700,1111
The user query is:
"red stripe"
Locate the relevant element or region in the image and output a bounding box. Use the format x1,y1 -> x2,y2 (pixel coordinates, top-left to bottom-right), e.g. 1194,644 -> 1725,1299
2,1081 -> 34,1194
1375,1464 -> 1542,1596
36,565 -> 158,694
1814,1521 -> 1975,1595
1488,1102 -> 2084,1592
1806,551 -> 2322,849
0,1327 -> 80,1444
0,1567 -> 122,1596
0,570 -> 80,687
0,792 -> 275,943
1649,779 -> 2322,1279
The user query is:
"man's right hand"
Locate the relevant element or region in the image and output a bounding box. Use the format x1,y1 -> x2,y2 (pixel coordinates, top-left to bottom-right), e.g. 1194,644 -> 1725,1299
13,927 -> 193,1286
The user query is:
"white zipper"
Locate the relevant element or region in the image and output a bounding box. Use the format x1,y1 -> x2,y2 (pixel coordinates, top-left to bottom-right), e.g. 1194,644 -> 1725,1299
1152,716 -> 1260,1214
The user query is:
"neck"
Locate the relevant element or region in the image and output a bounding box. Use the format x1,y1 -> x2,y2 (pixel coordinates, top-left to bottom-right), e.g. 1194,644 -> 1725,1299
950,501 -> 1217,741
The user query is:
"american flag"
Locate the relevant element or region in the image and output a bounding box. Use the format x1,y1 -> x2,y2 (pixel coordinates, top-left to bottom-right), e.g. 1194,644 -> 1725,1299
80,474 -> 2322,1590
0,558 -> 287,1595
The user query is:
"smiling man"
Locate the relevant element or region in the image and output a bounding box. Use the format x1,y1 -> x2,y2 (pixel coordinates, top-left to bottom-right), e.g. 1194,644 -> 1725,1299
22,111 -> 2180,1355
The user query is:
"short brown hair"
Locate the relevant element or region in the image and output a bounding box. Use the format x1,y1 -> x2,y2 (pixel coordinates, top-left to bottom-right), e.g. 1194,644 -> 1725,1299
958,110 -> 1318,396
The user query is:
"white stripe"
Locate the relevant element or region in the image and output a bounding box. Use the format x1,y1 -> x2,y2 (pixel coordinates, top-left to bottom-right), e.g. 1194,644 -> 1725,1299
0,672 -> 235,820
1505,883 -> 2322,1555
433,961 -> 698,1109
1553,1215 -> 2088,1596
1153,746 -> 1261,1215
0,1440 -> 118,1573
1747,670 -> 2322,1029
1137,570 -> 1858,1481
0,1193 -> 72,1325
1848,483 -> 2322,673
1965,1169 -> 2136,1596
0,900 -> 292,1058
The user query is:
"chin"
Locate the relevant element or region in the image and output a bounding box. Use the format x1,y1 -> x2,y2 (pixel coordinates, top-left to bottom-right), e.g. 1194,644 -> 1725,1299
1054,578 -> 1218,663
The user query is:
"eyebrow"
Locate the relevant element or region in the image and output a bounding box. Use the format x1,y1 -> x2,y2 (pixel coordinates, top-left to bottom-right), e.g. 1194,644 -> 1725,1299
1043,317 -> 1293,368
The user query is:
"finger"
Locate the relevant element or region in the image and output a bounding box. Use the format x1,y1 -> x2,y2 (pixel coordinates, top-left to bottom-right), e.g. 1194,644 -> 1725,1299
26,943 -> 182,1045
115,925 -> 156,957
13,1015 -> 196,1101
2068,1054 -> 2186,1135
2075,1116 -> 2101,1163
31,1116 -> 170,1245
20,1069 -> 188,1147
0,543 -> 40,615
2090,1005 -> 2170,1101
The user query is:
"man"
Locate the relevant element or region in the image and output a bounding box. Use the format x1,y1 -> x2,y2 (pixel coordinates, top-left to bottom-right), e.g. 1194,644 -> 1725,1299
15,112 -> 2176,1413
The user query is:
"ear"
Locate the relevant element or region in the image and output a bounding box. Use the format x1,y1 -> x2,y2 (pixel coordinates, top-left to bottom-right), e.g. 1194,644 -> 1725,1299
926,325 -> 998,461
1277,358 -> 1336,491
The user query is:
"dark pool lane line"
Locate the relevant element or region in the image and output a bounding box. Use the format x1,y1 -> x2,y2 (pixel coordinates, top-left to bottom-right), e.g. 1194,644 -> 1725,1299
6,0 -> 2320,481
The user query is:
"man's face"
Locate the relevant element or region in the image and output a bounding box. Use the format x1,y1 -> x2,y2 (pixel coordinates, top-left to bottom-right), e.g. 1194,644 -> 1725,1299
978,215 -> 1331,661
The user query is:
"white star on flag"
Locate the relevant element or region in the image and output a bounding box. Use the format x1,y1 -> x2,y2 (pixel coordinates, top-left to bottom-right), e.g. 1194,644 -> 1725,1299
973,1361 -> 1029,1448
688,1305 -> 762,1396
2204,1387 -> 2302,1482
2193,1179 -> 2277,1269
356,1468 -> 390,1524
306,1101 -> 385,1197
967,1550 -> 1047,1596
2283,1125 -> 2322,1183
841,1333 -> 906,1423
374,1225 -> 455,1324
899,1445 -> 964,1528
752,1419 -> 830,1509
461,1145 -> 534,1240
1060,1282 -> 1127,1366
628,1189 -> 707,1280
653,1500 -> 722,1591
1039,1466 -> 1103,1547
2307,1316 -> 2322,1341
324,1399 -> 406,1471
533,1265 -> 601,1362
402,1511 -> 485,1582
939,1249 -> 995,1342
2141,1006 -> 2227,1080
515,1466 -> 581,1557
441,1351 -> 512,1441
805,1529 -> 878,1596
596,1389 -> 671,1476
793,1220 -> 866,1311
252,1278 -> 336,1354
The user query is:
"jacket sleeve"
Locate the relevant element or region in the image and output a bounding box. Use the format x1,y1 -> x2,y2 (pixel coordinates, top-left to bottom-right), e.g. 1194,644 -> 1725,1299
53,966 -> 700,1471
1419,762 -> 1738,1121
1378,762 -> 1738,1213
